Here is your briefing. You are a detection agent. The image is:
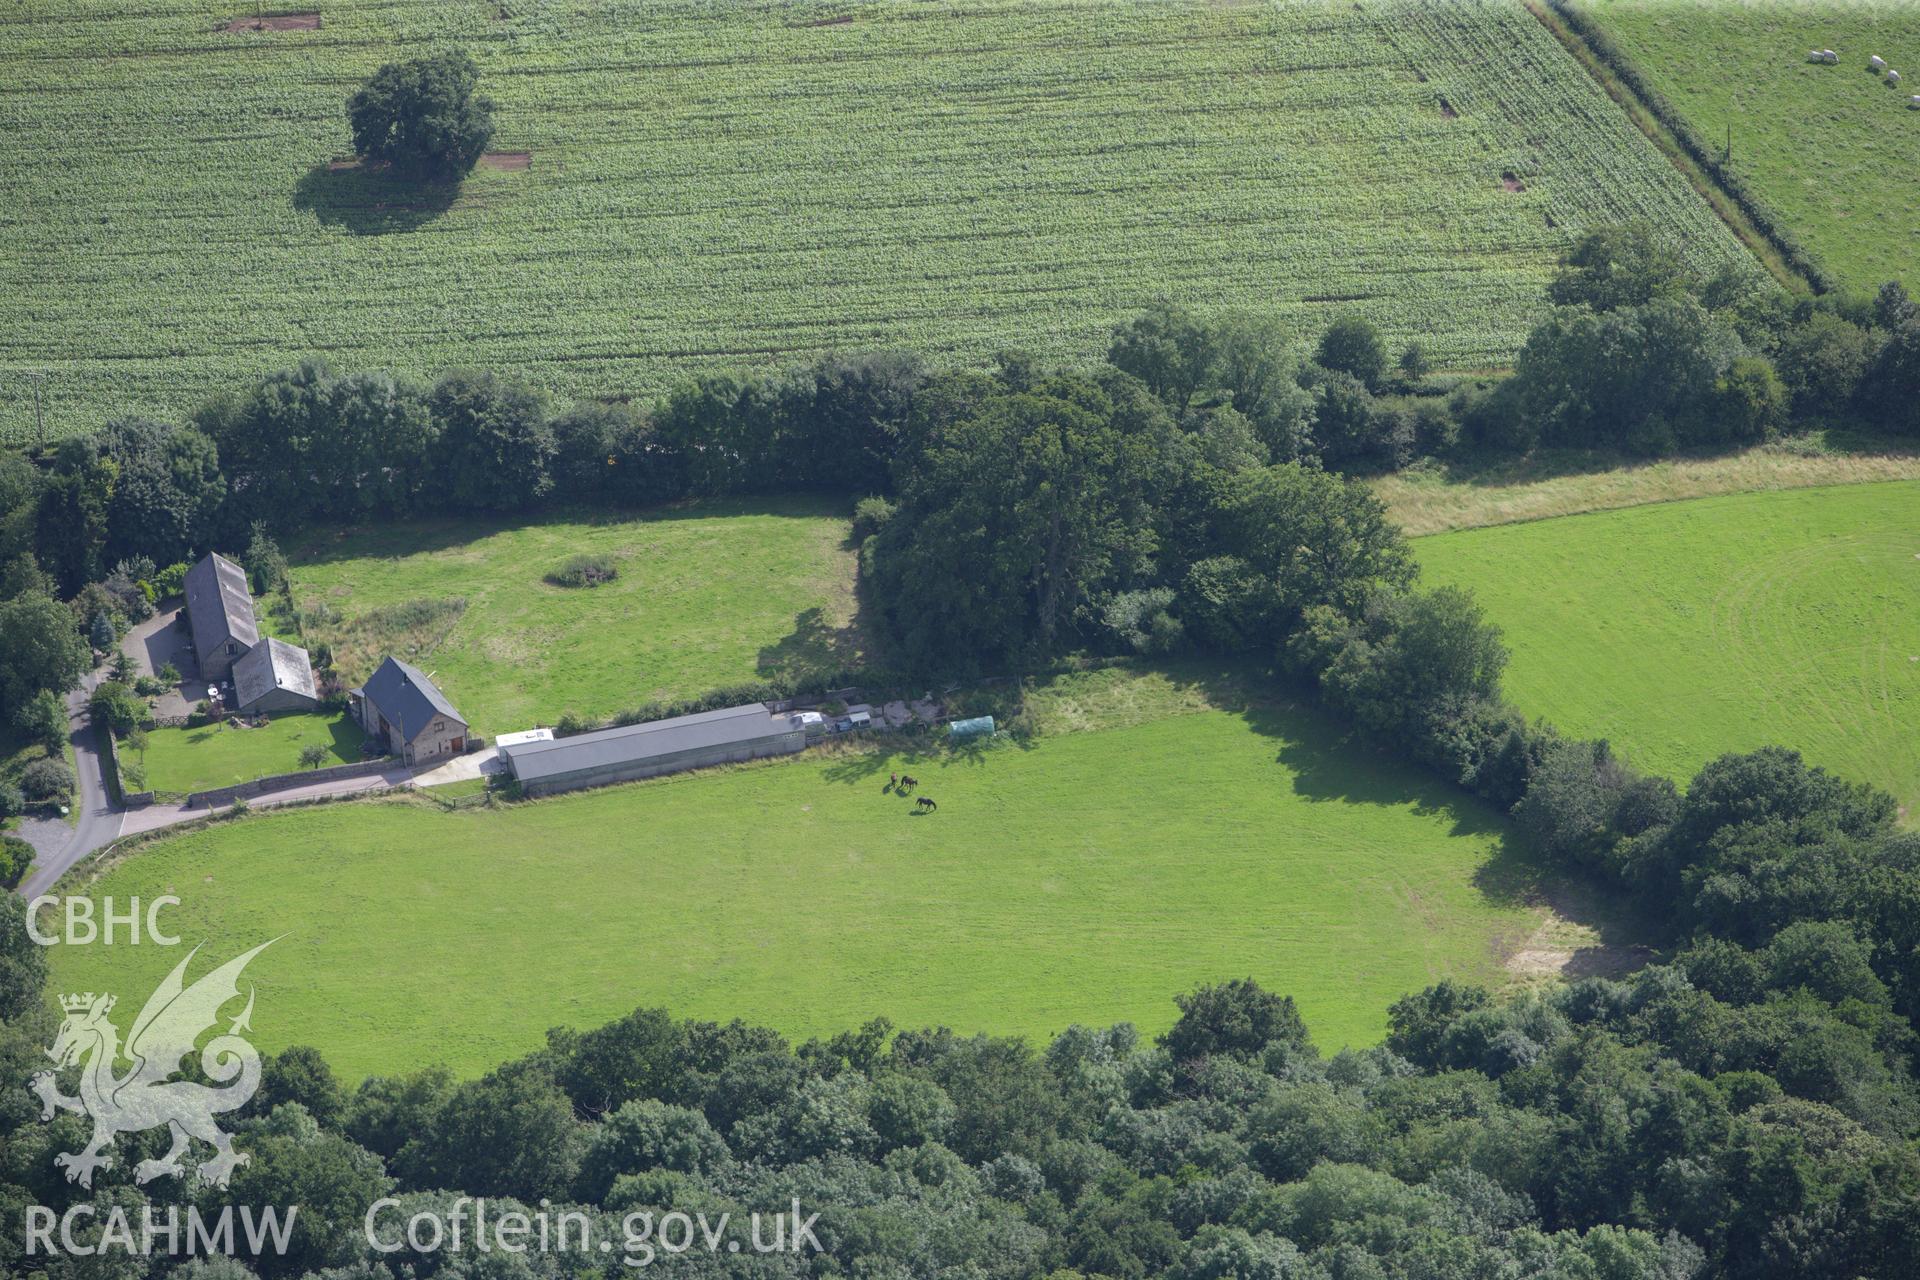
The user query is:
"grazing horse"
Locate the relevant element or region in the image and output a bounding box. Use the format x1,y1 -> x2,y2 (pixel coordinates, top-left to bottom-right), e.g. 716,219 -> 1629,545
916,796 -> 937,812
900,774 -> 920,790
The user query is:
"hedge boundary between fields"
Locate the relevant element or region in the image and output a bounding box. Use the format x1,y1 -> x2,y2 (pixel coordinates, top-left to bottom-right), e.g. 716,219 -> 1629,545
1544,0 -> 1836,295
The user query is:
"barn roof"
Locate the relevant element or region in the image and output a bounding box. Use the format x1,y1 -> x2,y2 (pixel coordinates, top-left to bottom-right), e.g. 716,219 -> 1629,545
183,552 -> 258,663
359,656 -> 465,743
232,637 -> 317,710
500,703 -> 795,784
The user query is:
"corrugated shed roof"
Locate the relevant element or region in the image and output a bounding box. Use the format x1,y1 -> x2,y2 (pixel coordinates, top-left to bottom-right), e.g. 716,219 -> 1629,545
232,637 -> 318,709
360,656 -> 465,743
184,552 -> 258,663
501,703 -> 796,784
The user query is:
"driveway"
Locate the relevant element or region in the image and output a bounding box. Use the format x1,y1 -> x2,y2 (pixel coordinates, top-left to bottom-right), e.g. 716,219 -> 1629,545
17,728 -> 478,896
118,759 -> 423,840
18,675 -> 124,900
121,605 -> 205,720
411,747 -> 503,788
14,616 -> 494,894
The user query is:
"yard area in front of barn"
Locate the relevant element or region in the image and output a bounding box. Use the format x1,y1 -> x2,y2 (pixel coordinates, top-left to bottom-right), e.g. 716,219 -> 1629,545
53,668 -> 1552,1079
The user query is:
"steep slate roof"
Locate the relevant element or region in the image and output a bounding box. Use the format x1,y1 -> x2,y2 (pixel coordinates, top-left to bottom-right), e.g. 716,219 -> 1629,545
183,552 -> 258,663
232,637 -> 318,709
360,657 -> 465,743
500,703 -> 794,785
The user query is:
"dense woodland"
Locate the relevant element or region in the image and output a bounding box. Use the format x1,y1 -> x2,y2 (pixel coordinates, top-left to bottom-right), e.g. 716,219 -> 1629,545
2,230 -> 1919,1276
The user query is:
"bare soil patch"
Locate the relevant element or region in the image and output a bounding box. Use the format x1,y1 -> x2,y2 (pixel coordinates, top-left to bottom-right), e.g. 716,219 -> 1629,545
795,14 -> 854,27
1485,872 -> 1661,991
1506,942 -> 1654,981
327,157 -> 361,173
1501,171 -> 1526,192
222,12 -> 320,32
1438,97 -> 1458,119
479,151 -> 531,171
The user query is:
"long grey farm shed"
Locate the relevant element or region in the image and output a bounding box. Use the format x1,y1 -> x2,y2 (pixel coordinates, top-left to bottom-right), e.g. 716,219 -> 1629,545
498,703 -> 821,797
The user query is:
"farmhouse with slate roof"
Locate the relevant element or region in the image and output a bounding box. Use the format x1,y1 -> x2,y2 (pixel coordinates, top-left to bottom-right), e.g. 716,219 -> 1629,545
183,552 -> 260,683
231,636 -> 319,715
352,657 -> 469,765
182,552 -> 321,714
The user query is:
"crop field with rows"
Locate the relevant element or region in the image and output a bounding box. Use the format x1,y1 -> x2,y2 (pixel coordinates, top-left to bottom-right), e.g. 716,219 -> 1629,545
0,0 -> 1749,442
1573,0 -> 1920,292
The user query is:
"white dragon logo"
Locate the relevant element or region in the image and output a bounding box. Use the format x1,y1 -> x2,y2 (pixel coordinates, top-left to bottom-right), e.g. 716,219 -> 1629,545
30,941 -> 273,1189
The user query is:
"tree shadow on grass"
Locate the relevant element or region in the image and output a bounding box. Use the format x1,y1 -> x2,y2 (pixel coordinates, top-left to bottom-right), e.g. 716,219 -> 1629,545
757,607 -> 864,681
815,722 -> 1031,791
293,164 -> 459,236
281,496 -> 856,572
1410,427 -> 1920,493
321,713 -> 366,759
1140,659 -> 1659,956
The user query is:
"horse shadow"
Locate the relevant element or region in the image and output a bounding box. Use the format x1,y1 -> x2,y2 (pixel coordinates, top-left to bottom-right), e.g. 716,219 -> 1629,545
757,606 -> 865,681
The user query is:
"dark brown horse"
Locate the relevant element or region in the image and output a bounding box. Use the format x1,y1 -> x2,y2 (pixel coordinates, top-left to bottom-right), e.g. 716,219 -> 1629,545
915,796 -> 937,812
900,774 -> 920,790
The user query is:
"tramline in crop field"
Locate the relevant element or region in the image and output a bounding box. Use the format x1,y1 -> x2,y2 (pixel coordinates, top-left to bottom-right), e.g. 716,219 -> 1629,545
0,0 -> 1750,442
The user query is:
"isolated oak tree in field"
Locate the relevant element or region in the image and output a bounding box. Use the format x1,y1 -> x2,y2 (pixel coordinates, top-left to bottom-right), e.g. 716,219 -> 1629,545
347,50 -> 494,181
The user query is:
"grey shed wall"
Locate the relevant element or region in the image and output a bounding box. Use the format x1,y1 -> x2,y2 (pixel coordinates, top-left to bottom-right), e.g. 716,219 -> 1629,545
518,728 -> 806,797
242,685 -> 319,715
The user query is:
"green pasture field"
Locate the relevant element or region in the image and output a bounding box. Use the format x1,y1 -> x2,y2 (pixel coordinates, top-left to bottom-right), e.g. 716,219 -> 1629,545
0,0 -> 1749,442
1572,0 -> 1920,291
132,713 -> 364,797
1416,480 -> 1920,815
276,498 -> 861,735
51,693 -> 1535,1078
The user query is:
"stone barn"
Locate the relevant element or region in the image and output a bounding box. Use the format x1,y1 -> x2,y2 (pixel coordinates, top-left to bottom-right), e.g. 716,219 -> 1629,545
231,637 -> 319,714
352,657 -> 469,765
498,702 -> 819,797
183,552 -> 259,683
